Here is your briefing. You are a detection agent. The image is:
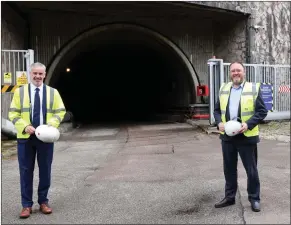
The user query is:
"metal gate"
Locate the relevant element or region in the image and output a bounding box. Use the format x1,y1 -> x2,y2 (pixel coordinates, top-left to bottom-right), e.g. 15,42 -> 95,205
208,59 -> 291,125
1,49 -> 34,121
1,49 -> 34,86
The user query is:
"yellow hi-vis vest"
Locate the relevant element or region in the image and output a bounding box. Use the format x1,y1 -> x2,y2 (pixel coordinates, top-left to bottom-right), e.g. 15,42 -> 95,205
8,84 -> 66,139
219,81 -> 261,137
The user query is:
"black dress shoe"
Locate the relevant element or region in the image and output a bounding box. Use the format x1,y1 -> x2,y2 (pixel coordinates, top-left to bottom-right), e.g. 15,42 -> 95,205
250,200 -> 261,212
215,198 -> 235,208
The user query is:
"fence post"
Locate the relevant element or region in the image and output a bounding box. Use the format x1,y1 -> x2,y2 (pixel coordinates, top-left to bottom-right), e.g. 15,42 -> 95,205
208,58 -> 224,125
254,65 -> 257,83
273,66 -> 277,111
208,61 -> 214,125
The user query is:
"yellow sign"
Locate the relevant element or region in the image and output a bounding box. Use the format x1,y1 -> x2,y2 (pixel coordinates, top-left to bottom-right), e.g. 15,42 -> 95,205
4,72 -> 12,84
16,71 -> 28,85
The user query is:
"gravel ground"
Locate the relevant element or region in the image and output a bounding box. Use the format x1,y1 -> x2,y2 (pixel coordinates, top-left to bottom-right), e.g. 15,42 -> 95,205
1,140 -> 17,159
187,119 -> 290,143
259,120 -> 290,142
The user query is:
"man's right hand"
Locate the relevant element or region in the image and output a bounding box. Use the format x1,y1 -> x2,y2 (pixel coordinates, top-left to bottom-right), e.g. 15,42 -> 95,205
218,122 -> 225,132
25,125 -> 36,135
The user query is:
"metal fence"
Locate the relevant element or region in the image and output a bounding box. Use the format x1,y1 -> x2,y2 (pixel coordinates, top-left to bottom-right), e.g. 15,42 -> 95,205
208,59 -> 290,125
1,49 -> 34,121
1,49 -> 34,85
223,63 -> 291,112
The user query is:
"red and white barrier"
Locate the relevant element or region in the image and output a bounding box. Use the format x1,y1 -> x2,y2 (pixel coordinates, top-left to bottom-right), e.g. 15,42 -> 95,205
278,85 -> 290,93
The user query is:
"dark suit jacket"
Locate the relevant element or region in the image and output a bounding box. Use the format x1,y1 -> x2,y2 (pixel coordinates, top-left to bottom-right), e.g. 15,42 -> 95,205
213,87 -> 268,144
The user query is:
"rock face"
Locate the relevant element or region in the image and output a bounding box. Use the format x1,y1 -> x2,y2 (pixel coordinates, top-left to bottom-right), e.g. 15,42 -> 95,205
195,1 -> 291,65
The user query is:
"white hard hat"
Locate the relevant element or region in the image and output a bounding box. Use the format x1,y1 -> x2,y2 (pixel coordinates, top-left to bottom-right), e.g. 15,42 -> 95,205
35,125 -> 60,143
224,120 -> 242,136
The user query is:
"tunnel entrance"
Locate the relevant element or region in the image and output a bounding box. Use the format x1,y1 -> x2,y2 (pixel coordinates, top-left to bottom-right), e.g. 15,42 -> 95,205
49,24 -> 197,124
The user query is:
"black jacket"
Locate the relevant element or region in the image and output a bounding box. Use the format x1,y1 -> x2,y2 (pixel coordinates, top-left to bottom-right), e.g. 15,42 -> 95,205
213,88 -> 268,144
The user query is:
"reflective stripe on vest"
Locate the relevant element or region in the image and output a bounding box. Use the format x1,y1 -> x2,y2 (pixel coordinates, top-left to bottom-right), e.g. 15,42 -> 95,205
50,87 -> 54,112
12,117 -> 20,125
9,108 -> 21,113
19,86 -> 25,112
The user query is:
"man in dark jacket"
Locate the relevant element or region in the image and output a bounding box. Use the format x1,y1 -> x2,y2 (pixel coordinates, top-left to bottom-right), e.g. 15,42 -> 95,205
213,62 -> 268,212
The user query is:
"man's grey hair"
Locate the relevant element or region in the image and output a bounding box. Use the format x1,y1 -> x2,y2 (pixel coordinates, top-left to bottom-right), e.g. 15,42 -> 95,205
30,62 -> 46,72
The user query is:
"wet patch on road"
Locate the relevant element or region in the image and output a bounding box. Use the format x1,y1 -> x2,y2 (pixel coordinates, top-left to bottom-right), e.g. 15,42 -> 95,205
170,194 -> 213,216
175,205 -> 200,215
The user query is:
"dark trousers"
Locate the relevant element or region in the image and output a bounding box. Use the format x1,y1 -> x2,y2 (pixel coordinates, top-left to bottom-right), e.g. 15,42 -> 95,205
221,140 -> 260,202
17,136 -> 54,207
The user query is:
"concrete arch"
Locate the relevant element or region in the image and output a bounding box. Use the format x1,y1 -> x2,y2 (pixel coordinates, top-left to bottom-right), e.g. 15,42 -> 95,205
46,23 -> 200,94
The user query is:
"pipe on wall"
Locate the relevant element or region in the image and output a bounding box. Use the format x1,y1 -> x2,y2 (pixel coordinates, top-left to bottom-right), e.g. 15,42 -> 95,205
247,14 -> 256,63
245,15 -> 252,63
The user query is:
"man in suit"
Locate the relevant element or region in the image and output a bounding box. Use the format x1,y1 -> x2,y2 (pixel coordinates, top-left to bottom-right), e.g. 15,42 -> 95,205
9,62 -> 66,218
213,62 -> 268,212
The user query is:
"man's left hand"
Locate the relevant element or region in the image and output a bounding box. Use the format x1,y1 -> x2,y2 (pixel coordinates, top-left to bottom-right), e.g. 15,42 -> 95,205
239,122 -> 248,133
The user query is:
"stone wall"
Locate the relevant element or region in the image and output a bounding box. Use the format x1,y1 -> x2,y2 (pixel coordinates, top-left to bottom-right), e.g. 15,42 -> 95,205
213,19 -> 248,63
195,1 -> 291,65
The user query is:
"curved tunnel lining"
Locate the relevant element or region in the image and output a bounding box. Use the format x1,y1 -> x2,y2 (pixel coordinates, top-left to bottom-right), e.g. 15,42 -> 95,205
45,23 -> 200,101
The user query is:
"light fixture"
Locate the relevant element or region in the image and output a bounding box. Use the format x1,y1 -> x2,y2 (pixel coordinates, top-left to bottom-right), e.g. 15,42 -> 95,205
66,68 -> 70,72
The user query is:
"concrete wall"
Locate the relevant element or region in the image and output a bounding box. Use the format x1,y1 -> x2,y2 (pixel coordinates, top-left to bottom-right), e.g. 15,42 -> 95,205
29,10 -> 215,86
1,2 -> 290,119
1,3 -> 27,120
1,3 -> 27,50
196,1 -> 291,64
27,1 -> 290,89
1,3 -> 27,78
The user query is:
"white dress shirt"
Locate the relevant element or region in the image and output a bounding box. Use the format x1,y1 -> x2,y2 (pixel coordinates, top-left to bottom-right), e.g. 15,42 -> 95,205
30,83 -> 44,125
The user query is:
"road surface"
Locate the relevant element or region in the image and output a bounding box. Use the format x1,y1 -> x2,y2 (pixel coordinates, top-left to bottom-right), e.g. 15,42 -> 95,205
1,122 -> 290,224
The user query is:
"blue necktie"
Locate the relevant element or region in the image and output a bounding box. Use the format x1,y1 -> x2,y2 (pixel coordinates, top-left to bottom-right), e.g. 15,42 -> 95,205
33,88 -> 40,128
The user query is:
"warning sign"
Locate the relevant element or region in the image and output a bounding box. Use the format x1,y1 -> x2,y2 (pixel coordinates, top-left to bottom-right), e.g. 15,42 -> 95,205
16,71 -> 28,85
4,72 -> 12,84
260,83 -> 273,111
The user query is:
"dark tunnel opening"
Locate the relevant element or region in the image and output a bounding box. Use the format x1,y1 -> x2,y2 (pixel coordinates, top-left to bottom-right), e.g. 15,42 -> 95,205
52,28 -> 195,124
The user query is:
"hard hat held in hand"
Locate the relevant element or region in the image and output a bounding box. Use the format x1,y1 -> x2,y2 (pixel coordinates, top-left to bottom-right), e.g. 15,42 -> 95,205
35,125 -> 60,143
224,120 -> 242,136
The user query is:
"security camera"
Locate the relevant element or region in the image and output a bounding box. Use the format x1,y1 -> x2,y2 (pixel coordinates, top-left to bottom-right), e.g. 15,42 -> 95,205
253,25 -> 263,29
250,25 -> 264,33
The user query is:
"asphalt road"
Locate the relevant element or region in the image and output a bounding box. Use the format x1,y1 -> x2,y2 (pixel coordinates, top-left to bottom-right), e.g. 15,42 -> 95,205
1,122 -> 290,224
